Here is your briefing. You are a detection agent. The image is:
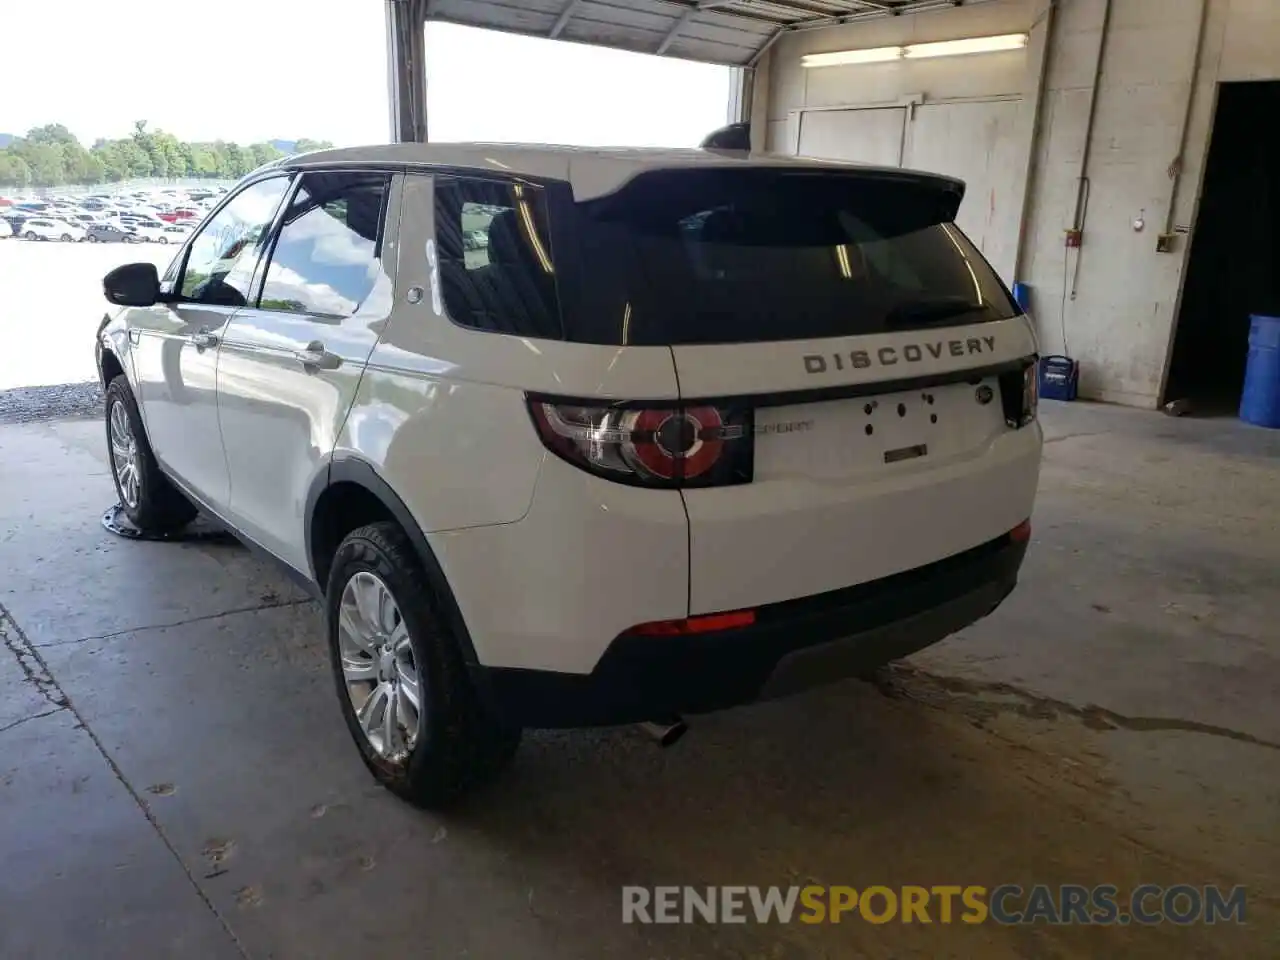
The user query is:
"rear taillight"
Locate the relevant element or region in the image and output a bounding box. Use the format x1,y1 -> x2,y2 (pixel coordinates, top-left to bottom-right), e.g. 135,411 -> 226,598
999,360 -> 1038,428
527,397 -> 753,488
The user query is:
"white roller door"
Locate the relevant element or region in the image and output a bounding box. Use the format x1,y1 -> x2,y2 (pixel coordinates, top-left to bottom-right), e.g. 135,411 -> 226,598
797,108 -> 906,167
793,98 -> 1023,284
905,100 -> 1023,283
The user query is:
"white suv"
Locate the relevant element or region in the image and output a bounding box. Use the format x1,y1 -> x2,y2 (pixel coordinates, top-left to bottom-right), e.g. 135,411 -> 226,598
96,144 -> 1042,807
22,217 -> 85,242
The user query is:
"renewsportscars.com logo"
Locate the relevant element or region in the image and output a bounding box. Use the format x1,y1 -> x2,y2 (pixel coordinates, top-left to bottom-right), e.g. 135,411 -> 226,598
622,885 -> 1247,926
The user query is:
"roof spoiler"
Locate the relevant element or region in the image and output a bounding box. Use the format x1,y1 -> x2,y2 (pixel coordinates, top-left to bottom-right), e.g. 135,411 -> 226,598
700,122 -> 752,153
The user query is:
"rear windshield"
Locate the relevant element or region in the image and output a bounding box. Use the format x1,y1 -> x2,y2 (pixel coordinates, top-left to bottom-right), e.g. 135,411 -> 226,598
435,168 -> 1018,346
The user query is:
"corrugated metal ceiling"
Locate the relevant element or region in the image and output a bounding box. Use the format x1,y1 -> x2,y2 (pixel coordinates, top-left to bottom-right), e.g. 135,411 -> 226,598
426,0 -> 1000,67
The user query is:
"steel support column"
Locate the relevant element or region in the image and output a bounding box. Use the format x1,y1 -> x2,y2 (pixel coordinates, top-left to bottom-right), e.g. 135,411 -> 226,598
386,0 -> 429,142
726,67 -> 753,125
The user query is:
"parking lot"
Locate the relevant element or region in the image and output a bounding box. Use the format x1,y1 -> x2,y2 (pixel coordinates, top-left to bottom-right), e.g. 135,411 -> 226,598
0,239 -> 171,391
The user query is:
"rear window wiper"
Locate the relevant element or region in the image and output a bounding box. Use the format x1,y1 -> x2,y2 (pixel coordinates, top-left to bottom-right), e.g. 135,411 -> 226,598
884,297 -> 985,328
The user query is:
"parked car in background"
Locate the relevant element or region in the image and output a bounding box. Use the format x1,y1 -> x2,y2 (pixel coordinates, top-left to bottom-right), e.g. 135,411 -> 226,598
86,223 -> 137,243
66,212 -> 104,228
21,218 -> 86,241
119,213 -> 166,228
161,224 -> 191,241
129,221 -> 176,243
0,219 -> 12,239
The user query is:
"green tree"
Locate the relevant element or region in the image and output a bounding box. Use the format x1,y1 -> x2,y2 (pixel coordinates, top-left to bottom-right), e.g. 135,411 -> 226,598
0,152 -> 33,187
26,123 -> 79,147
63,145 -> 104,183
1,121 -> 333,184
177,141 -> 197,178
19,142 -> 67,186
225,143 -> 252,178
92,142 -> 128,182
250,142 -> 284,168
188,143 -> 221,178
209,141 -> 233,178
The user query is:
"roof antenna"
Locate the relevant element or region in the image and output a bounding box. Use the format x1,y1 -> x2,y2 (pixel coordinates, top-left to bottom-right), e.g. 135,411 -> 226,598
700,122 -> 752,153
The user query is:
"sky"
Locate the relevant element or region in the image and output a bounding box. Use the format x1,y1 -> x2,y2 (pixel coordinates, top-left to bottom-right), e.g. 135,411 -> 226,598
3,1 -> 732,149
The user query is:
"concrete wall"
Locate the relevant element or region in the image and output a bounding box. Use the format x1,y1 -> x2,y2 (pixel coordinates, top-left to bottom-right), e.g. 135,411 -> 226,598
755,0 -> 1280,408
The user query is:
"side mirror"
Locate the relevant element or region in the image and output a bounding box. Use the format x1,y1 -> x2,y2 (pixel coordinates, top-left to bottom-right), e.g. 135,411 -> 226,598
103,262 -> 161,307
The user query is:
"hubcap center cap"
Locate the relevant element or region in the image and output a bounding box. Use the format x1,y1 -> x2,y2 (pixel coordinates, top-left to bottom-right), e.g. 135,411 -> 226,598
378,648 -> 396,682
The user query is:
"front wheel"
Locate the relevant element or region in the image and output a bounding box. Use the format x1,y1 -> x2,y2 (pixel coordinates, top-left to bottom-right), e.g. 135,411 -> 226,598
158,235 -> 168,244
87,234 -> 98,242
327,522 -> 520,809
60,233 -> 72,242
24,231 -> 36,241
104,376 -> 198,533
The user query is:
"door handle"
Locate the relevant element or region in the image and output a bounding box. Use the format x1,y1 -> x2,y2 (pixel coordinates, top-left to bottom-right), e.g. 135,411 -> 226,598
191,330 -> 219,349
295,341 -> 342,371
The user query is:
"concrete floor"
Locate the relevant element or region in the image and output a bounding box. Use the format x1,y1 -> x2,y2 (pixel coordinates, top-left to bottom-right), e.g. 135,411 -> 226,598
1,401 -> 1277,958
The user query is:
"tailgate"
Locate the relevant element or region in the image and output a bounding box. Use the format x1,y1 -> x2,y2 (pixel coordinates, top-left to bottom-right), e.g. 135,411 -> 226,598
673,320 -> 1040,614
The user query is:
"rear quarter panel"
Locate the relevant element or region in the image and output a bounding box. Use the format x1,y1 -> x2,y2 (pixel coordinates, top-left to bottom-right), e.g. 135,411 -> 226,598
332,171 -> 682,535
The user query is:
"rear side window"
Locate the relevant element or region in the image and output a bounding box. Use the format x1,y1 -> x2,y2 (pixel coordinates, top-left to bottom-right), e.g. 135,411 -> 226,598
257,172 -> 389,318
434,177 -> 562,339
572,168 -> 1017,346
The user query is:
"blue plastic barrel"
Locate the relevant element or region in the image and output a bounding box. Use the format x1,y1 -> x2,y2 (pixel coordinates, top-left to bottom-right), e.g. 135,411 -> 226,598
1240,315 -> 1280,429
1012,282 -> 1032,315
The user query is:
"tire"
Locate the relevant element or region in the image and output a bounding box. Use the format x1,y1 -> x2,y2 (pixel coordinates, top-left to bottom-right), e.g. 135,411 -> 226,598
104,376 -> 198,533
61,234 -> 71,242
158,236 -> 168,244
326,522 -> 520,809
24,231 -> 36,241
87,234 -> 98,242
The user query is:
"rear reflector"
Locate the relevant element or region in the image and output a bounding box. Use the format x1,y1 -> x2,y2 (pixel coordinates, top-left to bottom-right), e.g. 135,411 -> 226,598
630,609 -> 757,637
1010,519 -> 1032,543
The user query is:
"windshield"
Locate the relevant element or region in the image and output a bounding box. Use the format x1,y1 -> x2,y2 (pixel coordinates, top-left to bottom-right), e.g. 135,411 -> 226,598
568,168 -> 1017,346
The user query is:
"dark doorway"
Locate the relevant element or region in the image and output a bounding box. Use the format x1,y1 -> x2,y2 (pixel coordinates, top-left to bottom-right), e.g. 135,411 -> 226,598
1165,81 -> 1280,412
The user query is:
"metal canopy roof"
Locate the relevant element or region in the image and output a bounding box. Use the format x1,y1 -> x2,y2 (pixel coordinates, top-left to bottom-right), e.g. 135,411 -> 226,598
425,0 -> 1000,67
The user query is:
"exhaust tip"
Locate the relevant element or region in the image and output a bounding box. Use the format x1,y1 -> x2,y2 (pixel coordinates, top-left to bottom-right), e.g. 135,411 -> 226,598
637,718 -> 688,748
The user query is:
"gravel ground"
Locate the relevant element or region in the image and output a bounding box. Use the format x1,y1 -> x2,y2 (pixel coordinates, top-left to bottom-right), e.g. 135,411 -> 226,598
0,381 -> 103,424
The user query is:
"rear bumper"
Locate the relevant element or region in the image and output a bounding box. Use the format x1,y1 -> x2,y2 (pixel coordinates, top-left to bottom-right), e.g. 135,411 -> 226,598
472,529 -> 1028,728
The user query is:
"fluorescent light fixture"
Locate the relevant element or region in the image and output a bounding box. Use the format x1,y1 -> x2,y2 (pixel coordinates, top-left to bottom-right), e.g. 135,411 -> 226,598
904,33 -> 1028,59
801,33 -> 1028,68
802,46 -> 903,68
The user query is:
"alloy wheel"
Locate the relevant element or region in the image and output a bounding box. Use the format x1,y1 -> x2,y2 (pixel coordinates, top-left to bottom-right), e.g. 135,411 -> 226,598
108,400 -> 140,508
337,572 -> 421,763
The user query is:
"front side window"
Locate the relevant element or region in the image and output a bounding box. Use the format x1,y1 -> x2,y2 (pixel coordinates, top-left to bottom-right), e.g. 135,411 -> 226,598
257,172 -> 389,318
179,176 -> 290,306
434,177 -> 562,338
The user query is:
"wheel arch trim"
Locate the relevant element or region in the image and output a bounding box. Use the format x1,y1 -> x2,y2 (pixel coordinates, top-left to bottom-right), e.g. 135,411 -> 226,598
306,456 -> 481,665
